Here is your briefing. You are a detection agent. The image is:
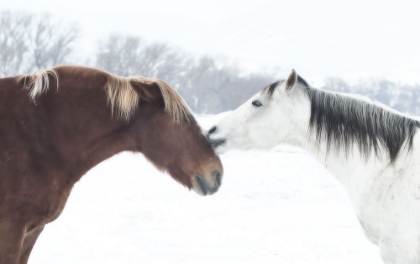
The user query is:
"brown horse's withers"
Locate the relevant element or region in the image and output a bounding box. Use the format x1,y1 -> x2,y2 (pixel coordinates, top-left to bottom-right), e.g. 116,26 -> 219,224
0,65 -> 223,264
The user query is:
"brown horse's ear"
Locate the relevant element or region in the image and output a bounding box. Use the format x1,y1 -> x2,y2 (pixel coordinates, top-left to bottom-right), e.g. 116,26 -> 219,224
130,79 -> 160,102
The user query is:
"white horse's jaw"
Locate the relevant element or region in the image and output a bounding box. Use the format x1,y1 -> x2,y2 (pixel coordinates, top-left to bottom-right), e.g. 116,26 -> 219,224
214,144 -> 227,155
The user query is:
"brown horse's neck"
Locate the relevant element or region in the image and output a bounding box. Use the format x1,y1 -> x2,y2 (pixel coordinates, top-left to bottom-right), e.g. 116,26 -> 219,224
7,72 -> 137,188
49,83 -> 136,185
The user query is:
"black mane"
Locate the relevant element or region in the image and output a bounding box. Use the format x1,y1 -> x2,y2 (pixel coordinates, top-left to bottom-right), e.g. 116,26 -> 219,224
263,76 -> 420,162
307,88 -> 420,162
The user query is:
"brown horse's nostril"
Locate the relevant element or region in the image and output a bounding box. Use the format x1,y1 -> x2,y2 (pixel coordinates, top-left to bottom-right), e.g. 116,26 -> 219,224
208,126 -> 217,135
195,175 -> 208,196
213,170 -> 222,187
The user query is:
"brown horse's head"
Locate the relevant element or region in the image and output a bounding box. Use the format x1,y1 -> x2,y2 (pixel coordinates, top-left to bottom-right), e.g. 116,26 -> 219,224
125,78 -> 223,195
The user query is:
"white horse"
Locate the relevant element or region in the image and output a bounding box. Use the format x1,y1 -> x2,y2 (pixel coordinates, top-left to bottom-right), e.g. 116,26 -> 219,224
207,70 -> 420,264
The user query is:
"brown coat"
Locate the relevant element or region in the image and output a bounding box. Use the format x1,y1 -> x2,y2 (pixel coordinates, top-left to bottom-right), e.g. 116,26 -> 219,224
0,65 -> 222,264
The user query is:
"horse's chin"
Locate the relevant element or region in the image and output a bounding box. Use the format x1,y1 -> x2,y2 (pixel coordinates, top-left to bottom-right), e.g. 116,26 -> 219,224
192,186 -> 207,196
192,185 -> 219,196
214,145 -> 227,155
191,174 -> 222,196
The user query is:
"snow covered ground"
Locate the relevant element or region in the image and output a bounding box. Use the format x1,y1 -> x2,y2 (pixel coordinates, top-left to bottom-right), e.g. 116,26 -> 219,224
30,114 -> 382,264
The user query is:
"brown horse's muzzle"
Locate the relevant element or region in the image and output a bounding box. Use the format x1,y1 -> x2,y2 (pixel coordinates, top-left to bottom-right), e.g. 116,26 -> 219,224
192,165 -> 223,196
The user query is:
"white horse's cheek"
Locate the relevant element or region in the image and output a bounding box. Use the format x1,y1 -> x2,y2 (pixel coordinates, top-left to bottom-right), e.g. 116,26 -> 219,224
232,126 -> 251,149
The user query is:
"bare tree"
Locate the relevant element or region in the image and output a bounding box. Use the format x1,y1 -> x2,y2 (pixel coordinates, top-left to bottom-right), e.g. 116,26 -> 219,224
323,77 -> 420,115
96,34 -> 276,113
96,33 -> 420,115
96,34 -> 189,87
0,11 -> 31,77
0,11 -> 79,76
322,77 -> 351,93
27,14 -> 79,72
180,56 -> 275,113
96,35 -> 142,76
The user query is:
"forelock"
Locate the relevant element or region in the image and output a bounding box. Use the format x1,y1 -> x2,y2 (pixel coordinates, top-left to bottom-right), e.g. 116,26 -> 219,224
263,75 -> 310,99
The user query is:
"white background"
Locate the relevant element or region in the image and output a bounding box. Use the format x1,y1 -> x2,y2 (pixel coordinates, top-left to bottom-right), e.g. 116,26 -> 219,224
3,0 -> 420,84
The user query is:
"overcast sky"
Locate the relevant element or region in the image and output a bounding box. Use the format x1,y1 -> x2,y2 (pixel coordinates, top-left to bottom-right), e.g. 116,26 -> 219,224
3,0 -> 420,85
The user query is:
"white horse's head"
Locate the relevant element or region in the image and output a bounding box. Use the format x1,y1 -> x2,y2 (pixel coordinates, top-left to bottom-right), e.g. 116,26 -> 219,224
207,70 -> 311,153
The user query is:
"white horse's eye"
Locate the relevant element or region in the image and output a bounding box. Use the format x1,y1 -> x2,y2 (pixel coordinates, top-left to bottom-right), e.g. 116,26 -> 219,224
252,100 -> 262,107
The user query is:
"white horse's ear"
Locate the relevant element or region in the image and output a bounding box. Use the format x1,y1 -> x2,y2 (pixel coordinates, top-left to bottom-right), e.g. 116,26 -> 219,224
284,69 -> 297,92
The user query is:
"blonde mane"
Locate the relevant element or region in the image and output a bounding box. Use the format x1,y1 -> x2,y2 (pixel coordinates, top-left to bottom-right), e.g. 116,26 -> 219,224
17,66 -> 191,123
17,69 -> 60,100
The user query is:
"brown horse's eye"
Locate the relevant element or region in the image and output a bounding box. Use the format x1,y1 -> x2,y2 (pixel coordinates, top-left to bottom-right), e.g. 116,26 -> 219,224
177,116 -> 189,124
252,100 -> 262,107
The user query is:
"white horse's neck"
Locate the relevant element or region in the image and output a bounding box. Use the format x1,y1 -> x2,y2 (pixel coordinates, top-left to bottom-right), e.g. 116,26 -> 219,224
284,96 -> 388,203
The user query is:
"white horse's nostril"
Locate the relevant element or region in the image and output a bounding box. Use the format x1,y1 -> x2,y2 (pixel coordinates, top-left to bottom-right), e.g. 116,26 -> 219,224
208,126 -> 217,135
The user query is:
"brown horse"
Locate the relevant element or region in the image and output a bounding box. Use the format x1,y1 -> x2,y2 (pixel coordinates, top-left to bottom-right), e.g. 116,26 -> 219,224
0,65 -> 223,264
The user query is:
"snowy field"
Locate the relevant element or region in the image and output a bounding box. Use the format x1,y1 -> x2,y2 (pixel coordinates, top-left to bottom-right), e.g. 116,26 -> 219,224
30,114 -> 382,264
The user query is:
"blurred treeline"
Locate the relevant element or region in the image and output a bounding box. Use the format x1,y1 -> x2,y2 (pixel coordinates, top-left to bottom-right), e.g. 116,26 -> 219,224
1,11 -> 419,114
